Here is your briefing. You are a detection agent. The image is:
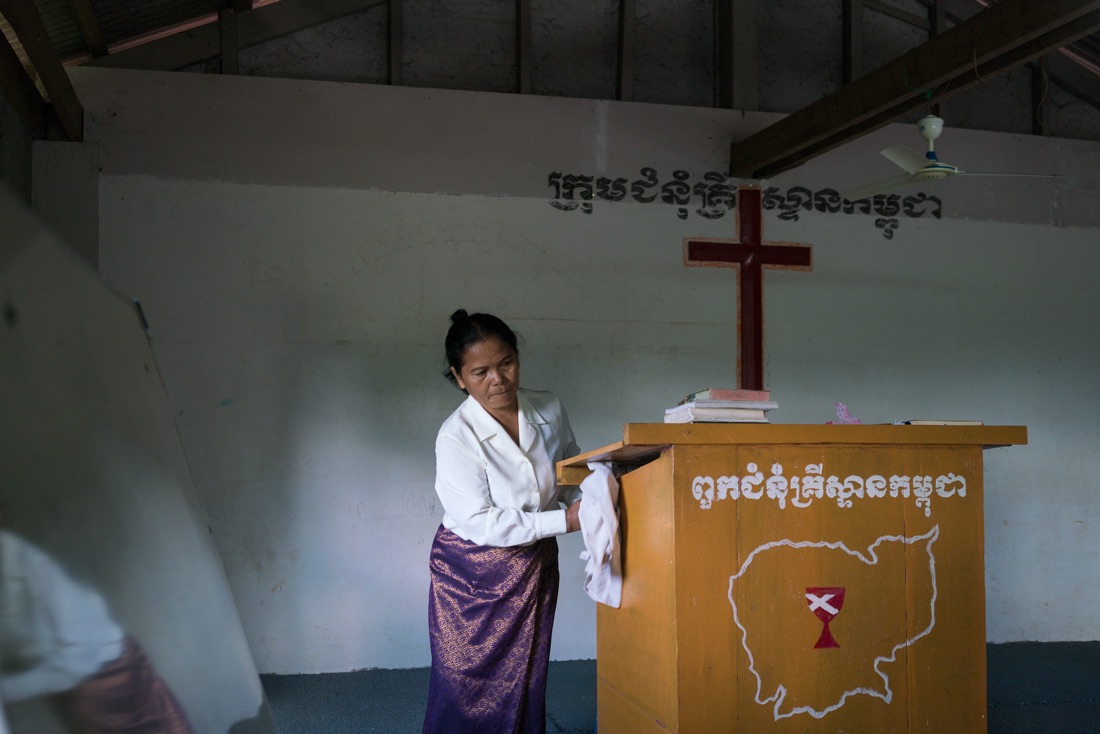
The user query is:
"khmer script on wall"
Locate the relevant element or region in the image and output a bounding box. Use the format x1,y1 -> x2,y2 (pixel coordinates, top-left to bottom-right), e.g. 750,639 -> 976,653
547,169 -> 942,239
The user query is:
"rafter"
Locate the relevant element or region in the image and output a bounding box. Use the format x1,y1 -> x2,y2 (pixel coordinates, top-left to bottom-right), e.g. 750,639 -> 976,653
730,0 -> 1100,178
617,0 -> 635,101
87,0 -> 384,71
843,0 -> 863,84
714,0 -> 758,110
0,25 -> 46,137
868,0 -> 1100,125
516,0 -> 531,94
0,0 -> 82,140
388,0 -> 402,85
68,0 -> 107,57
966,0 -> 1100,109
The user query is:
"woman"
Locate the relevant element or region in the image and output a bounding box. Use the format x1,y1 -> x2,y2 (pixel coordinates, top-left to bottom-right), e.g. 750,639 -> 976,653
423,310 -> 582,734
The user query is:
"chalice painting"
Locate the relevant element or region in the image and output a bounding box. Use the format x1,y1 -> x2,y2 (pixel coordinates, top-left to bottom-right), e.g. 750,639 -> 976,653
805,586 -> 846,649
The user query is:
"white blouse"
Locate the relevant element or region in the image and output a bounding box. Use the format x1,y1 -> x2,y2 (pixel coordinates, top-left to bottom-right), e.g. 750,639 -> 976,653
434,389 -> 581,547
0,531 -> 125,702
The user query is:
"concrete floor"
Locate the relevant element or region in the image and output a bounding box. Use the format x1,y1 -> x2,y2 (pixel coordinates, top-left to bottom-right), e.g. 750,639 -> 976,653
261,642 -> 1100,733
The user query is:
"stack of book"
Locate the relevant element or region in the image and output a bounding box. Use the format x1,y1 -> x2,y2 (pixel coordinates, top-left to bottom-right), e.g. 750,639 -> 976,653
664,388 -> 778,424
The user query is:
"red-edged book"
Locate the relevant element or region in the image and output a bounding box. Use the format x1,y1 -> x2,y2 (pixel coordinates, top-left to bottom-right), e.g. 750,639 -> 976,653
679,387 -> 771,405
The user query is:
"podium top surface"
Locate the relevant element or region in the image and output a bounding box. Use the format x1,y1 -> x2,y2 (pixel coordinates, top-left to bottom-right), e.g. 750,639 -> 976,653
556,423 -> 1027,484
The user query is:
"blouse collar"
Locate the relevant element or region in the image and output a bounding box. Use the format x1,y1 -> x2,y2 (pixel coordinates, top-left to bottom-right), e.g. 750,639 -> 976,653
464,390 -> 548,452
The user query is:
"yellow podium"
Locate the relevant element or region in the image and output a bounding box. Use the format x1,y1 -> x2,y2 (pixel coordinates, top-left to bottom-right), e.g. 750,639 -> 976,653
558,424 -> 1027,734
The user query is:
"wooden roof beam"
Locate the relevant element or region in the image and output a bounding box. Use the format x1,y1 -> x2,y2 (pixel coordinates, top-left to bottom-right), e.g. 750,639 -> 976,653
730,0 -> 1100,179
872,0 -> 1100,114
516,0 -> 531,93
715,0 -> 758,110
86,0 -> 376,71
617,0 -> 635,101
388,0 -> 402,85
0,0 -> 83,140
68,0 -> 108,57
843,0 -> 864,84
0,28 -> 46,137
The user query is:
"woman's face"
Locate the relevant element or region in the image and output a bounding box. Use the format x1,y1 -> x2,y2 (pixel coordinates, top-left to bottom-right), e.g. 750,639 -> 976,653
451,336 -> 520,416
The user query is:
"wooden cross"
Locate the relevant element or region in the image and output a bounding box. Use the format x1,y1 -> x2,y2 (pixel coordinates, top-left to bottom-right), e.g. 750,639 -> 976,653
683,186 -> 813,391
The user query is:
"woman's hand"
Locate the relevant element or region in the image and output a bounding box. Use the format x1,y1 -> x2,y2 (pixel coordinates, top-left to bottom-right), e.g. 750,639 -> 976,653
565,499 -> 582,533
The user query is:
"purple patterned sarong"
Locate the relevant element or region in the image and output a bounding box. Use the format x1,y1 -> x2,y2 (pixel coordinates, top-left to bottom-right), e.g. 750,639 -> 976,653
423,525 -> 559,734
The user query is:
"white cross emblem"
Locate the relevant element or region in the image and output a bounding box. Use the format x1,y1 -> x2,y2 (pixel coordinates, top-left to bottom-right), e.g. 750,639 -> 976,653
805,592 -> 839,616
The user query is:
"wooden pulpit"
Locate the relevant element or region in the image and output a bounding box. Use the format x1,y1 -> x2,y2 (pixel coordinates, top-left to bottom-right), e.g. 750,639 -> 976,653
558,423 -> 1027,734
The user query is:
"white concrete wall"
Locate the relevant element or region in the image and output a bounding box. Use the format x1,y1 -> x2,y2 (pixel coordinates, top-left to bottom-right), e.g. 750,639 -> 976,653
31,141 -> 100,268
63,67 -> 1100,673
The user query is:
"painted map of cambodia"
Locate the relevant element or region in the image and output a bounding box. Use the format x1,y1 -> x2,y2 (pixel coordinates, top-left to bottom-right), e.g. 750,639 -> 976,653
728,526 -> 940,720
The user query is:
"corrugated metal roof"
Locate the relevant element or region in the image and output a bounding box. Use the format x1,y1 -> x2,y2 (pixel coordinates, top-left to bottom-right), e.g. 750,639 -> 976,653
92,0 -> 222,45
1,0 -> 1097,147
32,1 -> 82,57
27,0 -> 230,61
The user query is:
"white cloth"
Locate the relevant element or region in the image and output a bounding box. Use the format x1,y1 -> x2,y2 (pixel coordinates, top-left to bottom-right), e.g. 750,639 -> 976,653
0,531 -> 125,702
435,388 -> 581,547
578,462 -> 622,608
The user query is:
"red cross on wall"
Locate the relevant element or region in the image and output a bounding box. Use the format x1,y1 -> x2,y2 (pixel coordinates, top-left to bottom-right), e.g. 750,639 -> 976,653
683,186 -> 813,391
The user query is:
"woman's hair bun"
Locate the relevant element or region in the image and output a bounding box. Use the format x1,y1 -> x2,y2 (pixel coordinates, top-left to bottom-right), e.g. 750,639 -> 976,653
449,309 -> 469,323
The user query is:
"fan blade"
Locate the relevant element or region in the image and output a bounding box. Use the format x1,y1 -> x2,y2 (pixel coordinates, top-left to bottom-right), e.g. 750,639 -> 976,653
954,171 -> 1064,179
843,174 -> 918,202
881,145 -> 929,175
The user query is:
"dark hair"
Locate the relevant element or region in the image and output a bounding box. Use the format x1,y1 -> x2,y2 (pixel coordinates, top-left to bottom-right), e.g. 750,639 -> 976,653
442,309 -> 519,390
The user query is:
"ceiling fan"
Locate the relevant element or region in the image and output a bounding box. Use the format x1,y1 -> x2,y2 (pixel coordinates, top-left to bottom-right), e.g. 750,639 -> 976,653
844,114 -> 1061,201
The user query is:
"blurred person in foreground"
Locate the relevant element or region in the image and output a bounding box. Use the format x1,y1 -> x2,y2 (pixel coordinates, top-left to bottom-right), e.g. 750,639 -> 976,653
0,512 -> 192,734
